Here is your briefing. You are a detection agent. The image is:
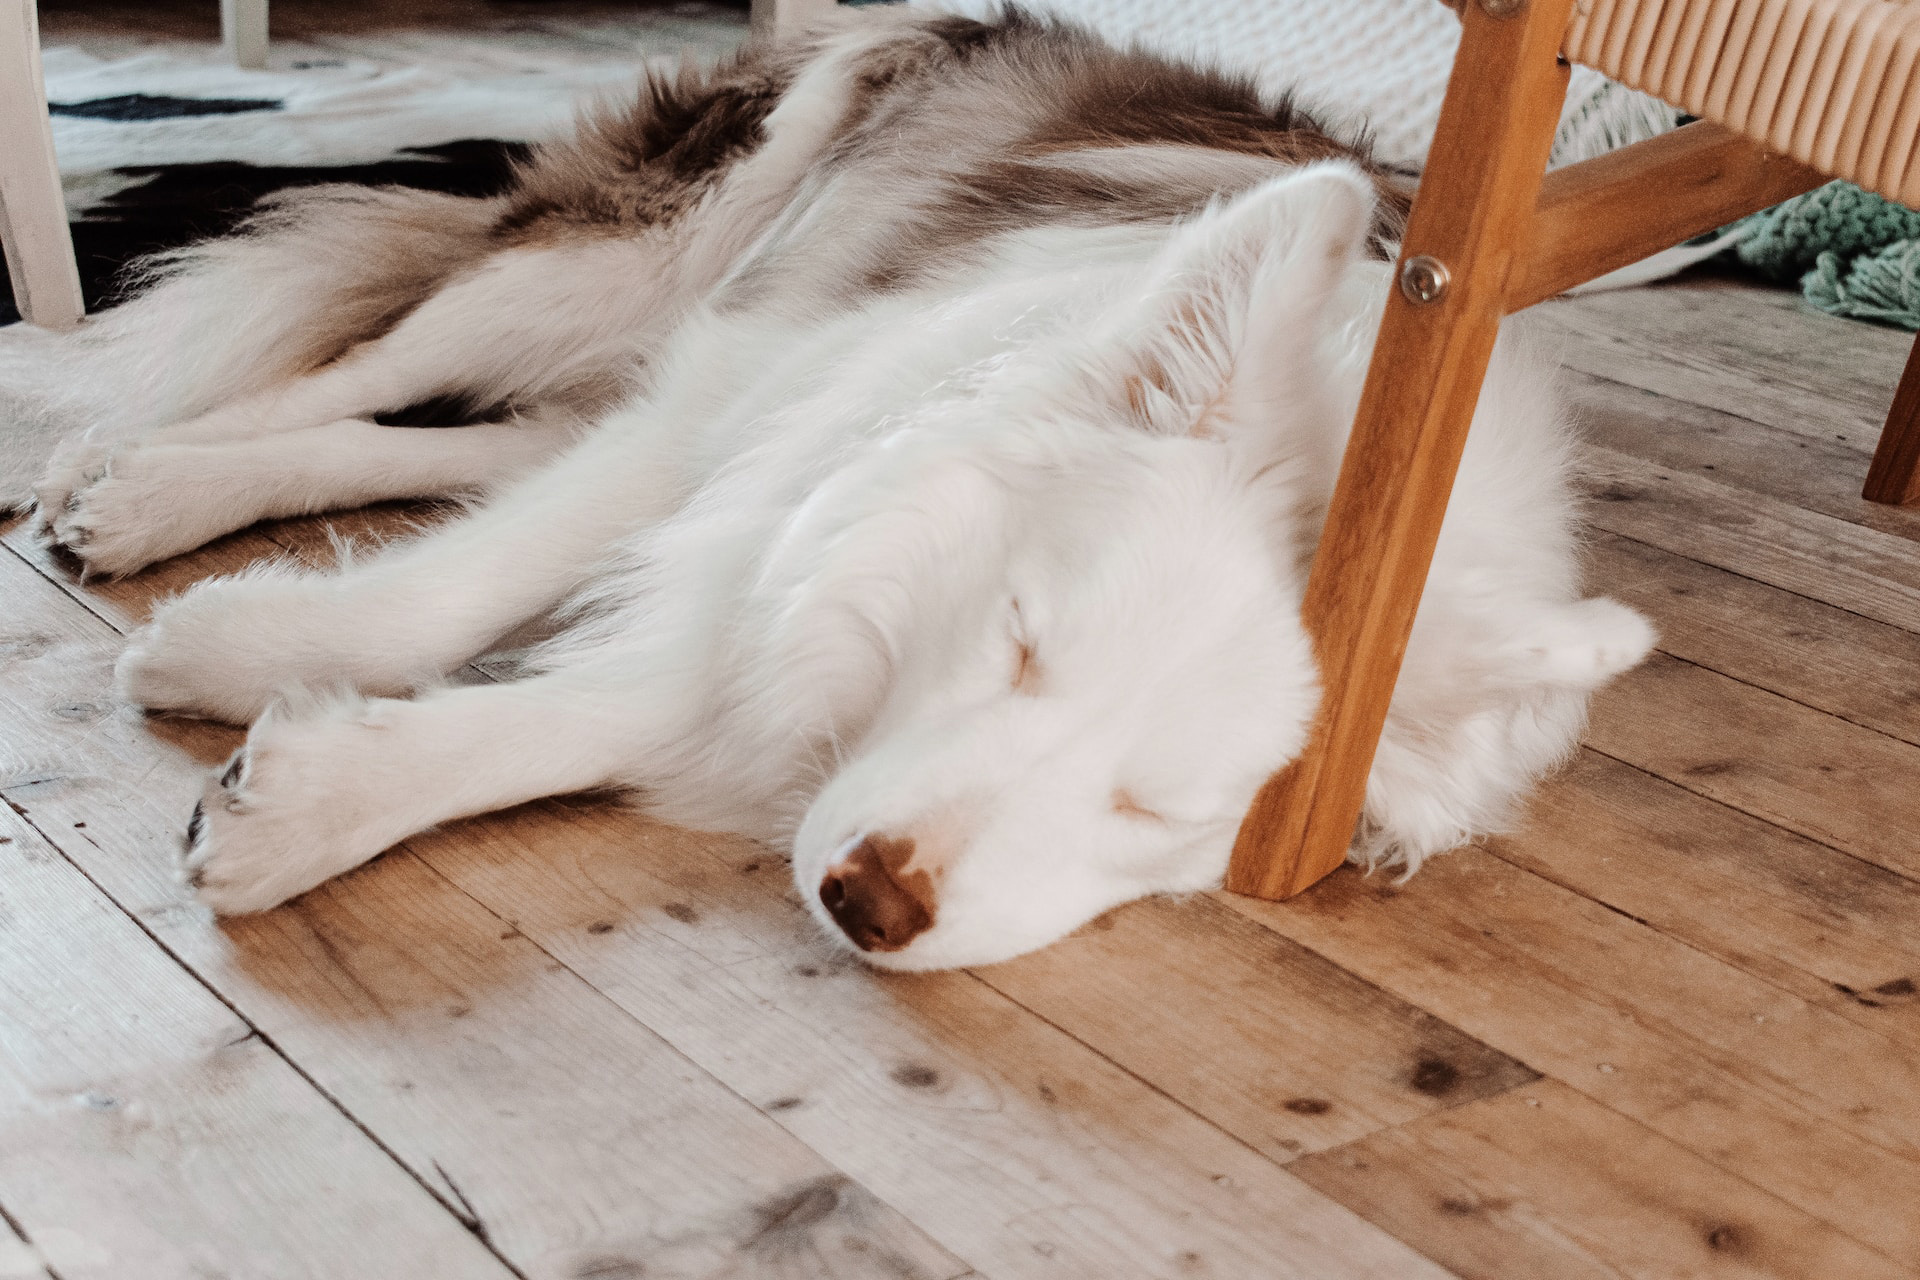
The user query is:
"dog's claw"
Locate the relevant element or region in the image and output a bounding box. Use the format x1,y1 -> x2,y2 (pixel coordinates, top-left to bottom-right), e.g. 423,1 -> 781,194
183,800 -> 208,862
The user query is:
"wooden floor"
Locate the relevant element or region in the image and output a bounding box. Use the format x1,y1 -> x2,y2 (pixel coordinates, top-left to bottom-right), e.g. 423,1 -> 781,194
9,6 -> 1920,1262
6,272 -> 1918,1279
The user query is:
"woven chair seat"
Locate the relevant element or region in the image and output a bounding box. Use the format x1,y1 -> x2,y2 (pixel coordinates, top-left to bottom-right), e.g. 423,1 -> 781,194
1563,0 -> 1919,204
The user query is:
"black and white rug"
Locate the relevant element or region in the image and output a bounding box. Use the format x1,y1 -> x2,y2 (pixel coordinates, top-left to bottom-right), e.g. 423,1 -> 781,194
4,7 -> 747,324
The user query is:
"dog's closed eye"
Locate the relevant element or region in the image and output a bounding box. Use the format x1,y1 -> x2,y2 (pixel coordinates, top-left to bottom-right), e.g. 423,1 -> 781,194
1111,788 -> 1167,822
1009,600 -> 1043,695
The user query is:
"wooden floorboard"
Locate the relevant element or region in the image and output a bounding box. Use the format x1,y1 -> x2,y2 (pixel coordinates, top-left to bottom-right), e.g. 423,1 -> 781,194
1292,1080 -> 1911,1280
1534,276 -> 1913,449
0,801 -> 516,1280
1515,751 -> 1920,1040
1585,652 -> 1920,881
1228,851 -> 1920,1267
1568,369 -> 1920,545
1583,446 -> 1920,633
1584,532 -> 1920,746
397,795 -> 1449,1279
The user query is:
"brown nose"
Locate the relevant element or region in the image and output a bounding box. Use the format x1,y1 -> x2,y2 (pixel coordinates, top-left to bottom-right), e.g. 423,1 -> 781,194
818,834 -> 935,953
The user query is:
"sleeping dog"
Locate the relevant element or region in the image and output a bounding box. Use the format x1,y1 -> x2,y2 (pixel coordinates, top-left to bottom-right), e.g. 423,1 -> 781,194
34,8 -> 1653,968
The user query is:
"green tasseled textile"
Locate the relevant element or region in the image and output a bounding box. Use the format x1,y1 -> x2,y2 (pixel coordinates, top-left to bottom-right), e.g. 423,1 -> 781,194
1731,181 -> 1920,330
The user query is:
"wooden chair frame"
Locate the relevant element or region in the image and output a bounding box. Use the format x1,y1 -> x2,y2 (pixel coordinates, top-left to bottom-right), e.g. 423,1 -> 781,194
1225,0 -> 1920,900
222,0 -> 269,70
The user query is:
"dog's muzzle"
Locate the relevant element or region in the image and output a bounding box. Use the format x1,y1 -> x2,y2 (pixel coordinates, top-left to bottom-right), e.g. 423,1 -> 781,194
817,833 -> 935,952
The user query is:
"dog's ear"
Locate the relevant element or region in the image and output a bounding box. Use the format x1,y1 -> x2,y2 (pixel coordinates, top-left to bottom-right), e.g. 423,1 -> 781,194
1074,161 -> 1375,446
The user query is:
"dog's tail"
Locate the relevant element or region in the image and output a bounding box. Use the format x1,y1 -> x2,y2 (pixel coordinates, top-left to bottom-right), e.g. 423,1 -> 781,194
80,183 -> 504,432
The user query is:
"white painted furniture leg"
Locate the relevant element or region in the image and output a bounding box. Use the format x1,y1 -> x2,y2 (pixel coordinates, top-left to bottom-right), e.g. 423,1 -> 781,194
221,0 -> 267,69
0,0 -> 83,331
750,0 -> 841,40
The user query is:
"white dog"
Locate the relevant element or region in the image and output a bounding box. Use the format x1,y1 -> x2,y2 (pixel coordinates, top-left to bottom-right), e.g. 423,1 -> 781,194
31,9 -> 1653,969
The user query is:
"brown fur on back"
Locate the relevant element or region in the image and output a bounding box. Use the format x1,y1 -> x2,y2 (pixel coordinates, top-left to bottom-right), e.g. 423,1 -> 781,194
491,9 -> 1400,264
496,43 -> 805,242
874,12 -> 1405,278
140,10 -> 1403,421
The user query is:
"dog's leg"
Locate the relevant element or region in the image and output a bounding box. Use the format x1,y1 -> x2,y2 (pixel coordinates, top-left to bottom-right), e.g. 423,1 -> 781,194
31,188 -> 501,516
48,416 -> 575,576
114,12 -> 898,453
117,410 -> 684,723
181,674 -> 639,913
150,236 -> 669,447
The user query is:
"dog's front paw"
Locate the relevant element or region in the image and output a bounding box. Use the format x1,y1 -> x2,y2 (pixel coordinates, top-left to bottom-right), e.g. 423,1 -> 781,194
181,746 -> 293,914
43,442 -> 230,577
118,572 -> 312,723
180,711 -> 384,913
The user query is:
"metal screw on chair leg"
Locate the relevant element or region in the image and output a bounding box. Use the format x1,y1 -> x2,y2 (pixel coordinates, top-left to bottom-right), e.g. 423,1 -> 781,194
1479,0 -> 1526,17
1399,255 -> 1452,305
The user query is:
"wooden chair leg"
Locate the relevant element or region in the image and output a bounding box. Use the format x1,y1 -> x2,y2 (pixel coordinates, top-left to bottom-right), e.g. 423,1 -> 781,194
0,0 -> 84,331
1863,334 -> 1920,506
221,0 -> 268,70
1225,0 -> 1576,899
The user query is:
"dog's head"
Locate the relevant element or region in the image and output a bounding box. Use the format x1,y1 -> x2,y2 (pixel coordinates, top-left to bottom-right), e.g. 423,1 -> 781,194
789,435 -> 1327,969
773,164 -> 1379,968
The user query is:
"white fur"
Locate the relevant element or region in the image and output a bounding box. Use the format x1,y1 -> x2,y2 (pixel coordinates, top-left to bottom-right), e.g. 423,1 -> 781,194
46,416 -> 574,576
33,34 -> 1653,969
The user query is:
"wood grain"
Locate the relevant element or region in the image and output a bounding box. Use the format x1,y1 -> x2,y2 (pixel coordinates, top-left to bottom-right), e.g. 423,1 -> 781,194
1584,532 -> 1920,747
1583,651 -> 1920,882
0,1214 -> 55,1280
1227,0 -> 1578,899
1581,445 -> 1920,633
1503,750 -> 1920,1047
973,892 -> 1538,1166
0,807 -> 515,1280
1225,853 -> 1920,1265
1533,279 -> 1911,449
1516,122 -> 1823,311
1567,369 -> 1920,546
1293,1081 -> 1912,1280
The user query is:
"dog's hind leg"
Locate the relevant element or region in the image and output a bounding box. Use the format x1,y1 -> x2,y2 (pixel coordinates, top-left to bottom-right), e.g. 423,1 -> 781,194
32,187 -> 502,513
117,406 -> 686,724
179,672 -> 642,913
152,235 -> 671,447
48,414 -> 577,576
